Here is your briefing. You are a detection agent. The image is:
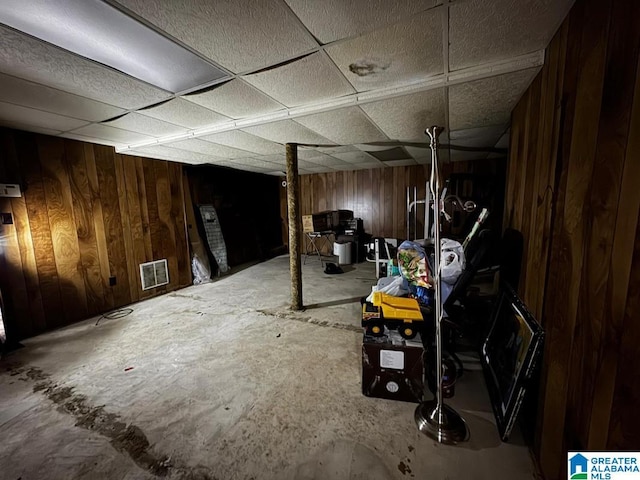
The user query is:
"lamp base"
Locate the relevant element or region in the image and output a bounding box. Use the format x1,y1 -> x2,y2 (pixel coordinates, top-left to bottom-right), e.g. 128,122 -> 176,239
414,399 -> 470,444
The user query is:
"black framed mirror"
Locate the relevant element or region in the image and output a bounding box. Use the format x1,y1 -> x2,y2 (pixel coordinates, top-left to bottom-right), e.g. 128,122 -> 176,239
481,284 -> 544,441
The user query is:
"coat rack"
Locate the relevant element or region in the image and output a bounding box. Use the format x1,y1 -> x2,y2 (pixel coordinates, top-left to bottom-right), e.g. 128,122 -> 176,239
414,126 -> 470,444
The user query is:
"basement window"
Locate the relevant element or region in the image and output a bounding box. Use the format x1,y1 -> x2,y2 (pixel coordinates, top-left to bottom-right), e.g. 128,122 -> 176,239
140,259 -> 169,290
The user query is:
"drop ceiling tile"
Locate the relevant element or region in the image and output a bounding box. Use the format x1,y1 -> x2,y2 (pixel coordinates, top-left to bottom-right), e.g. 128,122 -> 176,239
265,171 -> 285,176
0,25 -> 170,109
285,0 -> 438,44
384,159 -> 417,167
69,124 -> 155,144
294,106 -> 388,145
0,73 -> 126,122
243,52 -> 355,107
184,80 -> 284,119
326,10 -> 443,92
304,153 -> 346,167
331,161 -> 384,171
361,88 -> 445,140
297,149 -> 323,160
305,166 -> 333,173
129,144 -> 224,164
242,120 -> 335,145
449,0 -> 573,71
495,132 -> 510,149
450,150 -> 488,162
104,113 -> 188,137
297,159 -> 321,169
198,130 -> 283,155
315,145 -> 359,154
405,145 -> 431,162
139,98 -> 230,129
0,122 -> 61,136
449,68 -> 538,130
331,151 -> 378,164
167,138 -> 251,159
449,126 -> 505,145
0,102 -> 88,132
113,0 -> 317,73
368,147 -> 411,162
60,132 -> 124,148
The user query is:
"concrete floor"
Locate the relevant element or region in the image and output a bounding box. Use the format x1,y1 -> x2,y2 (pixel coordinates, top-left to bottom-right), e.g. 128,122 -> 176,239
0,256 -> 536,480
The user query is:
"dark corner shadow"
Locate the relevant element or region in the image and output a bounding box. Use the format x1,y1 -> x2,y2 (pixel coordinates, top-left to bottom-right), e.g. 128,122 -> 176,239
305,296 -> 363,310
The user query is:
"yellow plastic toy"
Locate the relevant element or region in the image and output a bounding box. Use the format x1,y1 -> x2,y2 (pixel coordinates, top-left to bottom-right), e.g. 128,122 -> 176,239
361,292 -> 425,339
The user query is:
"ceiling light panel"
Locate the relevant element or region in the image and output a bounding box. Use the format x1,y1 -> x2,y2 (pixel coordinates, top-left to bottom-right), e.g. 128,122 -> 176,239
0,72 -> 126,122
360,88 -> 445,140
199,130 -> 283,155
139,98 -> 230,129
242,120 -> 335,146
449,0 -> 573,71
184,80 -> 284,119
103,113 -> 188,137
0,102 -> 88,131
449,68 -> 538,130
326,10 -> 443,92
0,25 -> 170,109
0,0 -> 229,92
167,138 -> 251,159
113,0 -> 317,74
294,106 -> 388,145
284,0 -> 438,44
69,123 -> 155,144
243,52 -> 355,107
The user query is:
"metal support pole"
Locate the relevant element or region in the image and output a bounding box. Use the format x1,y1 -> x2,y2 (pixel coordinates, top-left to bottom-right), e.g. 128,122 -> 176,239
286,143 -> 303,311
414,126 -> 469,444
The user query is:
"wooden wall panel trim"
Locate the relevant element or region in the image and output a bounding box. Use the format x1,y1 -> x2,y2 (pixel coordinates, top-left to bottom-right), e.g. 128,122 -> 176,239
135,157 -> 153,261
153,161 -> 178,291
142,158 -> 162,260
18,133 -> 66,328
94,144 -> 131,307
121,155 -> 147,298
39,136 -> 89,323
114,154 -> 139,304
588,9 -> 640,447
168,162 -> 190,288
64,139 -> 106,316
84,144 -> 115,311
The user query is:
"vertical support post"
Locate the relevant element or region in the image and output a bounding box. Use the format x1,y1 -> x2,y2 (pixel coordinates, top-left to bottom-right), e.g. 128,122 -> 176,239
286,143 -> 303,311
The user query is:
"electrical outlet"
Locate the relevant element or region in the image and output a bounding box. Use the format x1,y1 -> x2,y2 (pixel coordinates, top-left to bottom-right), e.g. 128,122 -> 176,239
109,276 -> 117,286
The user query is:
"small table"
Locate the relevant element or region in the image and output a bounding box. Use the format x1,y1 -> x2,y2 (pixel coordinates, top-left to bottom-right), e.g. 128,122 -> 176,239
304,231 -> 334,265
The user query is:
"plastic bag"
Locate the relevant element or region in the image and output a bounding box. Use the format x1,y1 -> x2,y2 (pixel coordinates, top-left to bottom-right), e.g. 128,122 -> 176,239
365,276 -> 409,302
397,240 -> 431,288
440,238 -> 465,285
191,253 -> 212,285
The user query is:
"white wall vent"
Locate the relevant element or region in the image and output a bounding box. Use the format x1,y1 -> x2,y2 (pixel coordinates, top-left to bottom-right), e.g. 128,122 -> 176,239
140,259 -> 169,290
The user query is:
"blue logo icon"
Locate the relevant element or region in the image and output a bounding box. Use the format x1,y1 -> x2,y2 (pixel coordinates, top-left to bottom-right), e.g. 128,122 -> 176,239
569,453 -> 588,479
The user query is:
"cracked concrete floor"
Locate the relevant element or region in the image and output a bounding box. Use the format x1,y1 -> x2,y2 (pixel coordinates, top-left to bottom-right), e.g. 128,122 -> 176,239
0,256 -> 536,480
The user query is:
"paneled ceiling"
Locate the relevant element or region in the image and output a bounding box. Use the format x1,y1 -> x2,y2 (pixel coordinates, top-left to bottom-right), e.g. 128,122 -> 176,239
0,0 -> 573,175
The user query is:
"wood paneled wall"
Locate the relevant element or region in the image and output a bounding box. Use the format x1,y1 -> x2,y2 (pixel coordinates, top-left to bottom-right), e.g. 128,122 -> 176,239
0,128 -> 191,341
282,159 -> 505,245
504,0 -> 640,477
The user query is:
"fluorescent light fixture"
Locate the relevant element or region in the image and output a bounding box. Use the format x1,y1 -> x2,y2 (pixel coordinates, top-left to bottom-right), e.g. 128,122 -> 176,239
0,0 -> 229,93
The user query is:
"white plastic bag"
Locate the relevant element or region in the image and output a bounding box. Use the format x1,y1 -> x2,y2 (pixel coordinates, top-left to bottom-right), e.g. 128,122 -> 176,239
440,238 -> 465,285
192,253 -> 212,285
365,275 -> 409,302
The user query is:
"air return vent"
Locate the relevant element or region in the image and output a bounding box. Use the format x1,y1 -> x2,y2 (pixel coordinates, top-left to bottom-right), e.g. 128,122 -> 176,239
140,259 -> 169,290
